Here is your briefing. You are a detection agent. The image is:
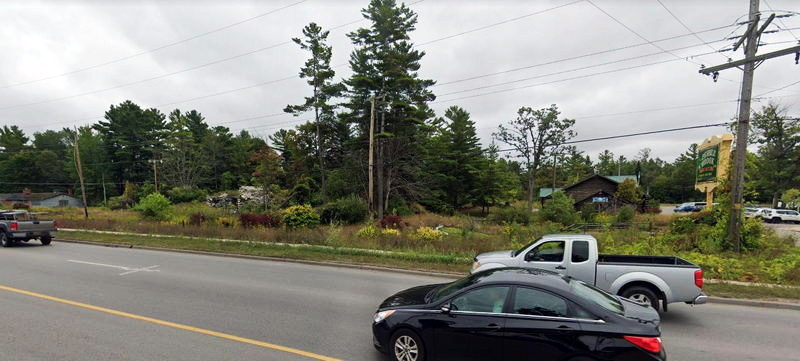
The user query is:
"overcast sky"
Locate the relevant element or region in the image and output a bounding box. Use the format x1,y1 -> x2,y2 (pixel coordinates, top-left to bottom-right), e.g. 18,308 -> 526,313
1,0 -> 798,162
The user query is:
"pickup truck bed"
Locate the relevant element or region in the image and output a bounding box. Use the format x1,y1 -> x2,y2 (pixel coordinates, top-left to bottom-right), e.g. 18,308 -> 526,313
598,254 -> 694,266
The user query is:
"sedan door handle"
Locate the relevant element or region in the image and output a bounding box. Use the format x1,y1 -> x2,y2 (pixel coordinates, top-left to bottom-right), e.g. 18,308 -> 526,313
487,323 -> 502,330
555,266 -> 566,270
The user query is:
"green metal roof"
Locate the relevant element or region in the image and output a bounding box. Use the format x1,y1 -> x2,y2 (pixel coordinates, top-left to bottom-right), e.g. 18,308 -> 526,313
538,187 -> 562,198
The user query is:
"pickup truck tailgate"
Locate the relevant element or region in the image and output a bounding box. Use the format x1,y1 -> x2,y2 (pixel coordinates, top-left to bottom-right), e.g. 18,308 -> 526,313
16,221 -> 55,232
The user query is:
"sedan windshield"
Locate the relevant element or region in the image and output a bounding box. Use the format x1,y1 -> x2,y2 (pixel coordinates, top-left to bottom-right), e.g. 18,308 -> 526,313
570,279 -> 624,315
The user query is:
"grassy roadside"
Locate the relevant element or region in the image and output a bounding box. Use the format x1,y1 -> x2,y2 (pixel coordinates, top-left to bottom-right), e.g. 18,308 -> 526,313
57,230 -> 800,302
704,282 -> 800,302
59,230 -> 472,274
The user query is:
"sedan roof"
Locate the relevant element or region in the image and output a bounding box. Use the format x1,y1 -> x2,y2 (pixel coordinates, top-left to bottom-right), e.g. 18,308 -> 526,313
469,267 -> 572,293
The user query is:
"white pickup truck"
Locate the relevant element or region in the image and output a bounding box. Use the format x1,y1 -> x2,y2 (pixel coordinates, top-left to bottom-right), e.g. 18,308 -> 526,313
471,234 -> 707,311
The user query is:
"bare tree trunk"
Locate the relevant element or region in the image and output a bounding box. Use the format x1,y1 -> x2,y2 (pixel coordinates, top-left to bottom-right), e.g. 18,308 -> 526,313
527,169 -> 536,213
772,192 -> 780,208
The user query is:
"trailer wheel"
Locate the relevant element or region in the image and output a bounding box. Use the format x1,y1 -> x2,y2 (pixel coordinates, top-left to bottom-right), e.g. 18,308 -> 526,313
41,236 -> 52,246
1,233 -> 13,248
621,286 -> 659,310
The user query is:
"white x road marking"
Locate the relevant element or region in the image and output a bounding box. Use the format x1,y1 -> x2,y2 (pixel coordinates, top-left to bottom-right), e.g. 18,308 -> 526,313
68,260 -> 161,276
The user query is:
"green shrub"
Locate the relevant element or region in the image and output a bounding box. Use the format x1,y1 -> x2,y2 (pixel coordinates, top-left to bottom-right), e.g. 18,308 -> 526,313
108,195 -> 134,210
166,186 -> 207,204
537,191 -> 580,226
388,198 -> 414,216
490,206 -> 531,225
579,203 -> 598,222
615,206 -> 636,223
134,193 -> 173,221
669,216 -> 697,234
320,196 -> 369,225
280,205 -> 320,229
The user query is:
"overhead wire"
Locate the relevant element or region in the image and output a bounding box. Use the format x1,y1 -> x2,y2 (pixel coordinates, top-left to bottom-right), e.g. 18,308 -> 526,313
0,0 -> 309,90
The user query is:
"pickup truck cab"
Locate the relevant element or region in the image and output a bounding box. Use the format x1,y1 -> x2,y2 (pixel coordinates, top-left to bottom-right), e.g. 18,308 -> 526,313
0,211 -> 57,247
472,234 -> 707,311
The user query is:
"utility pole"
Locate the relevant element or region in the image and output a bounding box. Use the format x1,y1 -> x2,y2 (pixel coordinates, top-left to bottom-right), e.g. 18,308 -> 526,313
368,96 -> 376,216
101,173 -> 107,207
149,159 -> 163,193
700,0 -> 800,251
73,129 -> 89,219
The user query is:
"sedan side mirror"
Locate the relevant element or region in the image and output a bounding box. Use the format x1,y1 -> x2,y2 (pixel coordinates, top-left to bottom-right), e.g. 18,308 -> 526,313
440,304 -> 451,314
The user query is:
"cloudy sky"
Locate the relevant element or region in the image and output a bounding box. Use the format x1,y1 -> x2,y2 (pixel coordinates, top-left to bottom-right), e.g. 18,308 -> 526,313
1,0 -> 799,162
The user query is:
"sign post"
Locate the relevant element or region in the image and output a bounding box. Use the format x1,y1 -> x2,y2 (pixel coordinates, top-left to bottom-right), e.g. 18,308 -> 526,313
695,134 -> 733,206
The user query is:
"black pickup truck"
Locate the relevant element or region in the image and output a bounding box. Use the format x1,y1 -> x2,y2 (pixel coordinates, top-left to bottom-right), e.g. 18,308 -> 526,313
0,211 -> 57,247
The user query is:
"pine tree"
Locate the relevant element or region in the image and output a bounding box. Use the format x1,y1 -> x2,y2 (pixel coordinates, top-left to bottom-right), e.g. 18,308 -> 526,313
285,22 -> 345,202
343,0 -> 436,217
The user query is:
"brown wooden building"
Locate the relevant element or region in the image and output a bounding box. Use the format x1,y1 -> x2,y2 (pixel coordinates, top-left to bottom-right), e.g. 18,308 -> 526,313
540,174 -> 637,210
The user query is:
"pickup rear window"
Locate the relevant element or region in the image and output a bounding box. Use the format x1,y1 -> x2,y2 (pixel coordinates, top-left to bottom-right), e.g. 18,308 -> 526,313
570,280 -> 624,315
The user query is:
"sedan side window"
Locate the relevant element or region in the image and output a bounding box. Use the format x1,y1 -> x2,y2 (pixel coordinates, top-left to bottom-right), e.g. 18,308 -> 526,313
526,241 -> 565,262
450,286 -> 510,313
512,287 -> 569,318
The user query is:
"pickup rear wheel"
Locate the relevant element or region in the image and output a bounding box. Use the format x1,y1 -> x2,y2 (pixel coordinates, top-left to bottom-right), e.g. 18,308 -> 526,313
40,236 -> 52,246
621,286 -> 659,310
0,233 -> 13,248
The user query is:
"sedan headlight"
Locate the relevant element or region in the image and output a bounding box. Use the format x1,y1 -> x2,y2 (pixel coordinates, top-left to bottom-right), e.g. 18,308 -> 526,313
373,310 -> 396,323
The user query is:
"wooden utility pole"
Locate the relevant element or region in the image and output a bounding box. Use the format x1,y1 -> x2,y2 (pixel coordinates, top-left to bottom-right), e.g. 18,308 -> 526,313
700,0 -> 800,251
368,96 -> 376,215
101,173 -> 107,207
149,159 -> 163,193
73,129 -> 89,219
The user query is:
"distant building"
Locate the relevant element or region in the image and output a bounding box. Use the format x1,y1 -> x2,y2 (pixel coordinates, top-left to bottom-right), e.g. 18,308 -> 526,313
0,189 -> 84,208
540,174 -> 638,210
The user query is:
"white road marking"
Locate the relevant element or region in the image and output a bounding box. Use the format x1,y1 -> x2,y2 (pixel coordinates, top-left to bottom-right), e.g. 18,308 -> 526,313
68,260 -> 161,276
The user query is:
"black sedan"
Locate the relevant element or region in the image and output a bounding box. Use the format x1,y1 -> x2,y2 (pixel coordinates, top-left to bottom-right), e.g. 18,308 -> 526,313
372,267 -> 665,361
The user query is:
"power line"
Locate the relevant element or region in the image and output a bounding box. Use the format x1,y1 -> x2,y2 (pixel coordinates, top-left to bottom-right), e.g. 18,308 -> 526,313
0,0 -> 308,90
436,41 -> 725,98
764,0 -> 799,41
496,122 -> 731,153
434,22 -> 739,87
417,0 -> 584,46
654,0 -> 730,60
433,57 -> 682,104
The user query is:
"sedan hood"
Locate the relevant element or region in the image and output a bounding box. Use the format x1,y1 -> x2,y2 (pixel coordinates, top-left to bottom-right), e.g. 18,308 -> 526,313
379,283 -> 442,309
476,250 -> 514,260
620,297 -> 661,327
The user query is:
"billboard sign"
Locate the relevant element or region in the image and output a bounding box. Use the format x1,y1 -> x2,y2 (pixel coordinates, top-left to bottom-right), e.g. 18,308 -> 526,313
697,145 -> 719,183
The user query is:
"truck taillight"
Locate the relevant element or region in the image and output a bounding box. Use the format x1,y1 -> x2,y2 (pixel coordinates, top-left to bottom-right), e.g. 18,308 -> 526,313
694,269 -> 703,289
9,222 -> 18,231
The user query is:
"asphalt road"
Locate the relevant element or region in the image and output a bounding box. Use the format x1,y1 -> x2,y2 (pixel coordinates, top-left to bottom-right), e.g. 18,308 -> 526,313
1,242 -> 798,361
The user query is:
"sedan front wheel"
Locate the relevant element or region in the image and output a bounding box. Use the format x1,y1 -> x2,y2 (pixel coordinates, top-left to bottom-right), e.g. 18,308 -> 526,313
391,330 -> 425,361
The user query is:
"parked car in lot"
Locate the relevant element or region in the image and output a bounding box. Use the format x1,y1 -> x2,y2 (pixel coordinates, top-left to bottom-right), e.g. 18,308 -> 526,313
0,210 -> 57,247
471,234 -> 706,311
744,207 -> 763,218
674,202 -> 706,212
758,208 -> 800,223
373,268 -> 666,361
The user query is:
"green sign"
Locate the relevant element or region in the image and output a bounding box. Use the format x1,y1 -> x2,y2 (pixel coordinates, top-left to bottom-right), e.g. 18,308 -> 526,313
697,145 -> 719,182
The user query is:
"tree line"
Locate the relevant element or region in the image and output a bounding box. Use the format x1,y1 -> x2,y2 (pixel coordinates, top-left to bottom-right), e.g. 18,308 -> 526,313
0,0 -> 797,212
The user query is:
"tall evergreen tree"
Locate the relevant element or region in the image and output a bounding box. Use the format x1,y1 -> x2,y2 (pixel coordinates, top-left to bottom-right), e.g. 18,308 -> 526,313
751,103 -> 800,206
344,0 -> 436,217
94,100 -> 167,189
284,22 -> 345,202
